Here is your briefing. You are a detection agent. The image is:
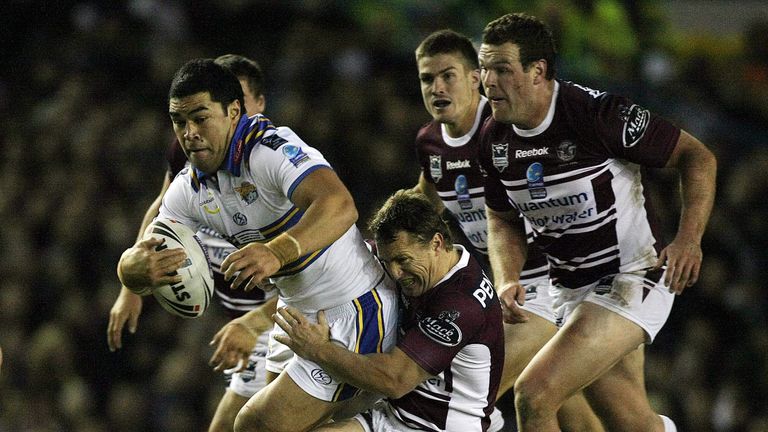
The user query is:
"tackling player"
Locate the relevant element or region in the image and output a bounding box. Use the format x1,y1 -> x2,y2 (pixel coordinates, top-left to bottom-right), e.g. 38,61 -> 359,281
276,189 -> 504,432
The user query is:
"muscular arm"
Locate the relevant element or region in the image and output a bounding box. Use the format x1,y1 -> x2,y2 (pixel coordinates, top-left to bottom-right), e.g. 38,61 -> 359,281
274,307 -> 431,399
658,130 -> 717,294
222,167 -> 359,289
486,205 -> 529,323
287,167 -> 358,254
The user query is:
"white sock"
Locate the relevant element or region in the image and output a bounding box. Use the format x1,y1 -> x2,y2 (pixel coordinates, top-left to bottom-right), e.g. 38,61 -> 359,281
659,415 -> 677,432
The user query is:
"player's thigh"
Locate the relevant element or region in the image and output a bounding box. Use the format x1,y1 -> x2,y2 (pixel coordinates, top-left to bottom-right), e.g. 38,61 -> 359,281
314,418 -> 366,432
499,312 -> 557,395
516,302 -> 647,405
209,389 -> 249,432
583,346 -> 660,430
238,372 -> 338,432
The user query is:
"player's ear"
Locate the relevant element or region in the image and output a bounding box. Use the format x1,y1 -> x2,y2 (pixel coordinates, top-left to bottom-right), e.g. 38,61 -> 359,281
431,232 -> 444,251
470,68 -> 481,90
532,59 -> 547,85
228,100 -> 241,120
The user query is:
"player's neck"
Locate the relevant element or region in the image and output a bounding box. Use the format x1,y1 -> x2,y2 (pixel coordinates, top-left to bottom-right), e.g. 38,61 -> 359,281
444,95 -> 480,138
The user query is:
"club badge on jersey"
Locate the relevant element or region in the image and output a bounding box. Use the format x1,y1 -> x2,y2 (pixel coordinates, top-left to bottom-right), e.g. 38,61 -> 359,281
492,142 -> 509,172
429,155 -> 442,182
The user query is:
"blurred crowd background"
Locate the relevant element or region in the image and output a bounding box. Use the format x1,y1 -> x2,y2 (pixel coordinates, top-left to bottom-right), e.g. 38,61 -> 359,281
0,1 -> 766,431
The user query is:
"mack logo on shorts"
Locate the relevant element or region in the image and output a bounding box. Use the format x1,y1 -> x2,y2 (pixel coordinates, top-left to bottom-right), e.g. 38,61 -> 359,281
446,159 -> 470,170
620,104 -> 650,148
311,368 -> 333,385
515,147 -> 549,158
418,310 -> 462,346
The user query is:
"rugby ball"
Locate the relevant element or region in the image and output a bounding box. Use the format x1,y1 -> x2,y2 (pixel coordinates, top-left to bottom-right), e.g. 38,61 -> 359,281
144,218 -> 214,318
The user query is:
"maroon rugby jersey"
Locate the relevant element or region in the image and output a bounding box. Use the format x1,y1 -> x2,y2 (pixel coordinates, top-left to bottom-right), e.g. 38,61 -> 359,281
480,80 -> 680,289
166,139 -> 268,317
415,97 -> 548,285
391,246 -> 503,432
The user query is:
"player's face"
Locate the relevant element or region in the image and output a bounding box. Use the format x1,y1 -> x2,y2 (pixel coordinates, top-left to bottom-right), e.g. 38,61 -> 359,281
377,232 -> 441,298
479,42 -> 539,127
169,91 -> 241,175
418,53 -> 480,130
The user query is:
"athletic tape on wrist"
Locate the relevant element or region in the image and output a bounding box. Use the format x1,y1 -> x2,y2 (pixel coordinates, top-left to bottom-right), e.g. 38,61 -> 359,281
265,232 -> 302,266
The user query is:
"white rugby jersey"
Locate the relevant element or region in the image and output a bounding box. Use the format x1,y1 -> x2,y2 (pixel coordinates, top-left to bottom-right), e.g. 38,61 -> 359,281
415,97 -> 548,285
167,138 -> 273,317
160,114 -> 386,313
480,81 -> 679,289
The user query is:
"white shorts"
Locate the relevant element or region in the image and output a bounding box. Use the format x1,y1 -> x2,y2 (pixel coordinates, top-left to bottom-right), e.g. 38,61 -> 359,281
285,282 -> 398,402
552,270 -> 674,343
265,299 -> 295,374
228,331 -> 270,397
519,278 -> 556,324
353,400 -> 501,432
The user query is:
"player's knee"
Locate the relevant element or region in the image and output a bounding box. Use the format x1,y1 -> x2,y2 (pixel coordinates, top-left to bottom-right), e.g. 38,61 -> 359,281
513,374 -> 558,419
233,404 -> 265,432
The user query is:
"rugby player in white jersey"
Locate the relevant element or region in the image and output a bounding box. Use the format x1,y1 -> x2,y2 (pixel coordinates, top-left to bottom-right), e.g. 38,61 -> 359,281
108,55 -> 282,432
275,189 -> 504,432
117,58 -> 398,432
477,13 -> 717,432
411,29 -> 602,431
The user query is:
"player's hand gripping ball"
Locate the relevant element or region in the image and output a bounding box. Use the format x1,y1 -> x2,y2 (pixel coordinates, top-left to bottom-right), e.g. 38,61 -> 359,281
144,218 -> 214,318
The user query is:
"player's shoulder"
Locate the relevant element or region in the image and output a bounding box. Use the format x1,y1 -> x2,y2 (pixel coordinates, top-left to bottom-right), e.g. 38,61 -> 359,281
415,119 -> 442,145
167,167 -> 196,194
437,250 -> 493,303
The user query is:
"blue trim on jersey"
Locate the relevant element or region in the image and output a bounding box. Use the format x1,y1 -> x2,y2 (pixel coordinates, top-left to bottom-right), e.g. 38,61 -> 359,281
273,245 -> 330,277
286,164 -> 332,199
191,114 -> 276,190
259,206 -> 303,240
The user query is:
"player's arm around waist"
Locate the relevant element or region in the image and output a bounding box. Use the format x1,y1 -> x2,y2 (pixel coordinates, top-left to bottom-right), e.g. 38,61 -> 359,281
274,306 -> 430,399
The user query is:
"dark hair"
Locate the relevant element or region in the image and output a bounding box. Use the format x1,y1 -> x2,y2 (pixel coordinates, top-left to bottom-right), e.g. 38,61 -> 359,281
482,13 -> 557,79
168,58 -> 244,114
215,54 -> 265,98
369,189 -> 453,248
416,29 -> 479,70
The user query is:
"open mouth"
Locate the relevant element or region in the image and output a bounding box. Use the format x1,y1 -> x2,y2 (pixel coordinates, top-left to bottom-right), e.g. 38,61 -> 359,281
433,99 -> 451,109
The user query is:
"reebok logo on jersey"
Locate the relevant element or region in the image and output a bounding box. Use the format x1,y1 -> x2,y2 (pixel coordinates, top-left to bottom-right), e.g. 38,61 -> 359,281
446,159 -> 470,170
515,147 -> 550,158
